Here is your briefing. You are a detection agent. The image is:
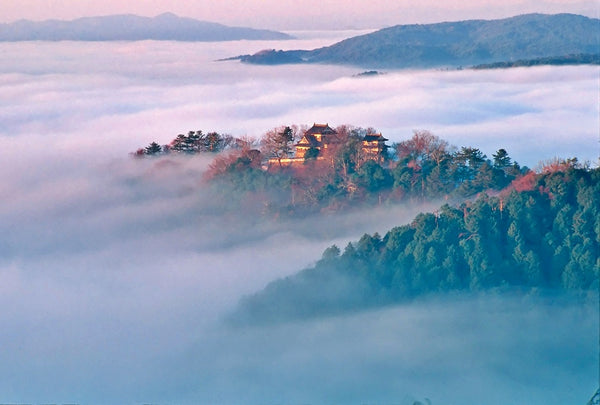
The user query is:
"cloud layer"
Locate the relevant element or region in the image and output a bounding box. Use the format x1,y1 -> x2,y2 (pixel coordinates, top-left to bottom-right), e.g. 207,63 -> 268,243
0,38 -> 598,403
2,39 -> 597,166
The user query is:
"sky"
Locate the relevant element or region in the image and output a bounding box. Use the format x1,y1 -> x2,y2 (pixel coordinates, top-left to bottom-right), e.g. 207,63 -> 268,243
0,0 -> 598,29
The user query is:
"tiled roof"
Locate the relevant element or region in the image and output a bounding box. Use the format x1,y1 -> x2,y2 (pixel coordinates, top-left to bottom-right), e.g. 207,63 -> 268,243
296,134 -> 321,148
364,133 -> 388,142
305,123 -> 337,136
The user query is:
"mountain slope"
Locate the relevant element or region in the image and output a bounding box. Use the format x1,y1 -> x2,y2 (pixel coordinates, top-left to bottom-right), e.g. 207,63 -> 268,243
239,13 -> 599,68
0,13 -> 293,41
231,166 -> 600,324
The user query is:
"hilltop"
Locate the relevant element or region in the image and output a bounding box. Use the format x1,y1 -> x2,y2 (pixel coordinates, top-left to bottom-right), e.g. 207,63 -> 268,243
235,13 -> 600,68
0,13 -> 293,42
133,124 -> 534,217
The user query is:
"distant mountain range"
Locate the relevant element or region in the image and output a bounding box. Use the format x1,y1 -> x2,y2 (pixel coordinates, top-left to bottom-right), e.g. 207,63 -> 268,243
0,13 -> 293,41
235,13 -> 600,68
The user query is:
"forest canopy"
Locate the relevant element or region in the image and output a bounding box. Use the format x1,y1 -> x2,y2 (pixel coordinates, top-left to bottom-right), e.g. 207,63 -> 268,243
132,124 -> 598,325
133,125 -> 547,216
232,165 -> 600,324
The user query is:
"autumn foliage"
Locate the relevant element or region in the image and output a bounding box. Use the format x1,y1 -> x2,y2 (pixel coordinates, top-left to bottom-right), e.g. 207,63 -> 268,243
133,124 -> 595,217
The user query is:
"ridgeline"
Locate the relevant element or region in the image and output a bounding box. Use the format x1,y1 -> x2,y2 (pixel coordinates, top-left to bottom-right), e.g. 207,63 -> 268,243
235,13 -> 600,69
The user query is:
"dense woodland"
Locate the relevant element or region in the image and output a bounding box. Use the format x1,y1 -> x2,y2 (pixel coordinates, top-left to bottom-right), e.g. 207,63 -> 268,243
134,126 -> 599,323
135,125 -> 539,216
234,165 -> 600,323
472,53 -> 600,69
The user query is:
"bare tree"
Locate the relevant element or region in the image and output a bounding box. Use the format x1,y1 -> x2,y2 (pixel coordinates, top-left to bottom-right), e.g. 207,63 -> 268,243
394,130 -> 450,167
261,125 -> 300,166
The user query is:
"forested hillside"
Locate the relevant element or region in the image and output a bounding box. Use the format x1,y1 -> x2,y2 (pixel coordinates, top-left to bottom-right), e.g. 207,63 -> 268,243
233,165 -> 599,324
137,128 -> 533,216
472,53 -> 600,69
237,13 -> 600,68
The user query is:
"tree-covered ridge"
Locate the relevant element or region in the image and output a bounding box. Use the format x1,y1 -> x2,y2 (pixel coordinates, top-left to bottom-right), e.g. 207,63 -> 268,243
472,53 -> 600,69
134,130 -> 239,156
236,13 -> 600,69
204,128 -> 530,216
134,126 -> 533,215
233,165 -> 599,323
133,126 -> 593,221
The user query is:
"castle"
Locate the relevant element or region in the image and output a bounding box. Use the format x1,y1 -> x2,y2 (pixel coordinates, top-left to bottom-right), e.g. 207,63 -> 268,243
268,123 -> 388,167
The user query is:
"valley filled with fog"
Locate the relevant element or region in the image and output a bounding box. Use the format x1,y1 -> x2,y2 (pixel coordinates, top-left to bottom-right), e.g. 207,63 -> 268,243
0,33 -> 598,403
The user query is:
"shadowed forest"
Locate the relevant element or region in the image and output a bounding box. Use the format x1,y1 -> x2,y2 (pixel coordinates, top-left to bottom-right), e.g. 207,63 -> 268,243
234,165 -> 599,323
134,124 -> 599,323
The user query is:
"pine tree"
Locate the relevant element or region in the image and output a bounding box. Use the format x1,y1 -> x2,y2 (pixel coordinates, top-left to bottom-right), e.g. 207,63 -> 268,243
144,141 -> 162,155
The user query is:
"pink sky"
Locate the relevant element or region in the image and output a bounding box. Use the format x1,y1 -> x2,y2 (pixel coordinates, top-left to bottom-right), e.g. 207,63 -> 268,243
0,0 -> 597,29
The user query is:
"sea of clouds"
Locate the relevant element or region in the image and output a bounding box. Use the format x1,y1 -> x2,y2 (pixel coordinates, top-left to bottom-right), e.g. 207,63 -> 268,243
0,34 -> 598,403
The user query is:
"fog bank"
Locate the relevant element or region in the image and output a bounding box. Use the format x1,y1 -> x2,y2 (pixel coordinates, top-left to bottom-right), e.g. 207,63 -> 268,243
1,40 -> 597,166
0,37 -> 598,403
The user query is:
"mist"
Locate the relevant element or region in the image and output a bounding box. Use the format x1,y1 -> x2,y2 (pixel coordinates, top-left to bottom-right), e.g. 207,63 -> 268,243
0,36 -> 598,403
1,37 -> 597,166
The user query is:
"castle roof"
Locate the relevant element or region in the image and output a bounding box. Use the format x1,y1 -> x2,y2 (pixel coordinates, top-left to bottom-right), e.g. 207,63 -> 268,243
304,123 -> 337,136
296,134 -> 321,148
295,123 -> 339,148
364,133 -> 388,142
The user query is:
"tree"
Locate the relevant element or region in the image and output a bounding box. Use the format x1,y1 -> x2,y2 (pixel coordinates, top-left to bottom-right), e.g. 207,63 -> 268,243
452,147 -> 487,191
205,131 -> 224,152
469,162 -> 496,193
185,130 -> 203,153
394,131 -> 452,199
392,164 -> 420,197
333,132 -> 364,181
492,148 -> 512,169
454,147 -> 486,171
304,146 -> 320,161
205,148 -> 262,179
394,130 -> 449,166
170,133 -> 188,153
144,141 -> 162,155
320,245 -> 341,261
261,125 -> 297,166
355,160 -> 393,192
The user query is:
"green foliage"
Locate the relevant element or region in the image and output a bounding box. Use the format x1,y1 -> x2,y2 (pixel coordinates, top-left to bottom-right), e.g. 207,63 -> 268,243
144,141 -> 162,155
473,53 -> 600,69
135,129 -> 233,156
493,148 -> 512,168
237,167 -> 599,322
355,160 -> 393,192
304,147 -> 320,161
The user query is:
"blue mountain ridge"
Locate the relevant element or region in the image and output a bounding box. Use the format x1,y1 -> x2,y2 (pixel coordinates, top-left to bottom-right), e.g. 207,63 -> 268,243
236,13 -> 599,68
0,12 -> 293,41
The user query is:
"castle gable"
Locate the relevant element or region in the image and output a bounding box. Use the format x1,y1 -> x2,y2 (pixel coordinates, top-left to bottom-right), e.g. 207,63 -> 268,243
304,123 -> 337,137
296,133 -> 322,148
363,133 -> 388,143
